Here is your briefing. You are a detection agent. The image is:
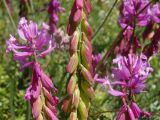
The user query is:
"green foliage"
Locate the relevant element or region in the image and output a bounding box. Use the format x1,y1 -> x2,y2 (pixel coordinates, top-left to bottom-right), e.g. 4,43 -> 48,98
0,0 -> 160,119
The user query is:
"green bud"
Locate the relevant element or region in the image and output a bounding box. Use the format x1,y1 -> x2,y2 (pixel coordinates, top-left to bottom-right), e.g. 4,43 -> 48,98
69,111 -> 77,120
81,80 -> 95,99
67,74 -> 78,95
80,64 -> 94,85
67,53 -> 79,73
72,86 -> 80,109
78,98 -> 88,120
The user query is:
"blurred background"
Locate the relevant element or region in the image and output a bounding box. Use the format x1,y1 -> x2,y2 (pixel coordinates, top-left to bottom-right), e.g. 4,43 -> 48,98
0,0 -> 160,119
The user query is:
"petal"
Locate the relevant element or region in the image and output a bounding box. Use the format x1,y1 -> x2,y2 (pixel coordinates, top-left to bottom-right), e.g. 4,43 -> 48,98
38,40 -> 56,58
31,96 -> 42,119
40,71 -> 53,90
18,29 -> 27,41
128,106 -> 136,120
116,105 -> 127,120
28,22 -> 38,39
108,89 -> 125,96
131,102 -> 141,118
43,105 -> 58,120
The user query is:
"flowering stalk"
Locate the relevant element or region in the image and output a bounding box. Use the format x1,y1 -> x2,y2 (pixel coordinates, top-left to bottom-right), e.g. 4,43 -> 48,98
95,54 -> 153,119
6,0 -> 13,15
48,0 -> 64,33
6,17 -> 59,120
62,0 -> 94,119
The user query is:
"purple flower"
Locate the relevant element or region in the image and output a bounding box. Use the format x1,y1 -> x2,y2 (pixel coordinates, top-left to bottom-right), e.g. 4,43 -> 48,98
24,66 -> 41,100
116,105 -> 127,120
148,3 -> 160,23
92,53 -> 102,71
94,74 -> 125,96
119,0 -> 150,28
112,54 -> 152,94
48,0 -> 64,33
96,54 -> 153,119
6,18 -> 58,120
130,102 -> 141,118
111,54 -> 153,119
23,62 -> 58,119
128,106 -> 136,120
6,17 -> 56,69
18,17 -> 38,41
143,28 -> 160,58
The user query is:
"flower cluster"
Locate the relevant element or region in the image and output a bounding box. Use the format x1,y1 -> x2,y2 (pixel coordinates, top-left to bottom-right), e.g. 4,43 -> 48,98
96,54 -> 153,119
48,0 -> 64,33
92,53 -> 102,72
119,0 -> 150,28
6,17 -> 59,120
62,0 -> 94,119
119,0 -> 160,29
116,0 -> 160,56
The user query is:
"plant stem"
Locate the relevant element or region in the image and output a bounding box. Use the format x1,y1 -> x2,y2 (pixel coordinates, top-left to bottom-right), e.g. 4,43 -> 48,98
92,0 -> 118,40
29,0 -> 34,13
26,102 -> 31,120
2,0 -> 16,31
9,78 -> 15,120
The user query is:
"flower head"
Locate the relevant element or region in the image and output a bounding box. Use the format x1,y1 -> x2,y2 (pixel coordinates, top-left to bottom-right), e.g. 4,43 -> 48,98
6,17 -> 56,69
112,54 -> 152,94
148,3 -> 160,23
119,0 -> 150,28
48,0 -> 64,33
6,18 -> 58,120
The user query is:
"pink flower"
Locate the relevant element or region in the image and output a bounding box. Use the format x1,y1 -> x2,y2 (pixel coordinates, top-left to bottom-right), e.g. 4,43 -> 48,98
92,53 -> 102,71
6,18 -> 56,69
148,3 -> 160,23
112,54 -> 153,94
94,74 -> 125,96
67,0 -> 83,35
48,0 -> 64,33
6,18 -> 58,120
119,0 -> 150,28
130,102 -> 141,118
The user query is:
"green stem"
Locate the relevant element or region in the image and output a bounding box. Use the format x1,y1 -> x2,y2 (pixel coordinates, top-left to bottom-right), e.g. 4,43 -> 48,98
29,0 -> 34,13
78,22 -> 83,65
2,0 -> 16,31
92,0 -> 118,40
9,78 -> 15,120
26,102 -> 31,120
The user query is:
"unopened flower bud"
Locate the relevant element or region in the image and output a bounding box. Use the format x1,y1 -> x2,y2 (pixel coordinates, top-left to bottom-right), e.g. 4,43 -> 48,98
70,31 -> 79,54
73,9 -> 82,23
82,20 -> 93,40
81,81 -> 94,99
80,64 -> 94,85
72,86 -> 80,109
46,101 -> 57,114
69,111 -> 77,120
76,0 -> 83,8
84,0 -> 92,14
128,106 -> 135,120
67,53 -> 79,73
78,99 -> 88,120
32,96 -> 42,119
61,97 -> 72,113
37,114 -> 43,120
67,74 -> 78,95
81,41 -> 92,69
43,105 -> 58,120
42,87 -> 59,106
130,102 -> 141,118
